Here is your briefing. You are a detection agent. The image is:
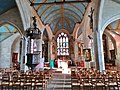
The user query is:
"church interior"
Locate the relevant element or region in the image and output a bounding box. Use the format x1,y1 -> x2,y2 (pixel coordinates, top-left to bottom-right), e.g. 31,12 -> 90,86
1,0 -> 120,90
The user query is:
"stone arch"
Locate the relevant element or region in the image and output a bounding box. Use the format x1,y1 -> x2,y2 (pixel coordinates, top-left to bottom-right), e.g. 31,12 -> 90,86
91,0 -> 120,71
73,23 -> 81,40
42,29 -> 49,42
0,22 -> 22,68
15,0 -> 32,30
45,24 -> 54,40
101,15 -> 120,65
101,14 -> 120,34
104,30 -> 117,55
55,29 -> 71,40
0,21 -> 23,36
54,29 -> 71,59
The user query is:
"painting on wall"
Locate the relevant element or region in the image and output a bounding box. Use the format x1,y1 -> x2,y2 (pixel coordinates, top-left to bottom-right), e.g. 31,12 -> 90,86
83,49 -> 91,62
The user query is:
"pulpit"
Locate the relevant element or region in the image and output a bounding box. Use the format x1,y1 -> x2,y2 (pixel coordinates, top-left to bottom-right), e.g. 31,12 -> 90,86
26,16 -> 41,70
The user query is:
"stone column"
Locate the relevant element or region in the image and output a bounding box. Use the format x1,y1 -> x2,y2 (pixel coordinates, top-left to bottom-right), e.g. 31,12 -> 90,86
106,36 -> 111,61
74,41 -> 78,60
39,39 -> 43,58
79,43 -> 84,61
20,36 -> 27,71
93,30 -> 105,72
78,42 -> 84,58
92,0 -> 105,72
48,40 -> 53,61
36,38 -> 42,63
20,37 -> 23,71
92,39 -> 95,61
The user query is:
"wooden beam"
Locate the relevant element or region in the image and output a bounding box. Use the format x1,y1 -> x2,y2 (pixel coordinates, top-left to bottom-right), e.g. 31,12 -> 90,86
30,0 -> 91,6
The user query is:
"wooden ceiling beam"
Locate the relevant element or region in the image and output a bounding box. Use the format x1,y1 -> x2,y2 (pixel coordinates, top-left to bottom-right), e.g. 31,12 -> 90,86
30,0 -> 91,6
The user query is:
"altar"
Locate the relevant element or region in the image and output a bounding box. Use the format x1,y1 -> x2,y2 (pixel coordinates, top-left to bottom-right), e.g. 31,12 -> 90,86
58,59 -> 68,69
57,59 -> 71,74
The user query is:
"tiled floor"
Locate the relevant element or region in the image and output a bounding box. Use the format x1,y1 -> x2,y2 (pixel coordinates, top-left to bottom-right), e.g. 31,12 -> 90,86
46,68 -> 72,90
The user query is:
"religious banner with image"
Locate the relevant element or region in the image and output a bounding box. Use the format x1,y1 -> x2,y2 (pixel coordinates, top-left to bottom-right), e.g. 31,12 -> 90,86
83,49 -> 91,62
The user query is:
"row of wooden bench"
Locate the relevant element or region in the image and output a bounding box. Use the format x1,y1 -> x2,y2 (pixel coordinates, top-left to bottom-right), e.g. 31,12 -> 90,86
0,69 -> 53,90
71,67 -> 120,90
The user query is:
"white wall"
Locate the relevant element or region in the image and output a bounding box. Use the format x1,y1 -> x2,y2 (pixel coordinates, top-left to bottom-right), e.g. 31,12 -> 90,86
0,33 -> 20,68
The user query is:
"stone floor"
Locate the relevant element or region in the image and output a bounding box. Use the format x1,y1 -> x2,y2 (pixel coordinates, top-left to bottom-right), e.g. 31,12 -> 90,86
46,68 -> 72,90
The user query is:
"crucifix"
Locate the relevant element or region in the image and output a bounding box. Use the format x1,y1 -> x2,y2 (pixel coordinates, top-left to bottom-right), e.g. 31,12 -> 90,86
88,7 -> 94,32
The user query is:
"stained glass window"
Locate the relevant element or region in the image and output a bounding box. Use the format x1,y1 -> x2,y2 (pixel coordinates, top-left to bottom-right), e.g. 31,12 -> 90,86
57,32 -> 69,55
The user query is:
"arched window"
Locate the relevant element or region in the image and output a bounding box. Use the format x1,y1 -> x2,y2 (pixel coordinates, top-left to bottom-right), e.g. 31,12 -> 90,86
57,32 -> 69,56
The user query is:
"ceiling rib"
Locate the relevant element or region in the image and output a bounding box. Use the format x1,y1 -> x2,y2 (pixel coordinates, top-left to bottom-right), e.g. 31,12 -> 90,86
61,5 -> 64,29
54,19 -> 61,33
40,4 -> 55,17
36,0 -> 47,11
4,25 -> 11,32
45,12 -> 79,23
30,0 -> 90,33
63,17 -> 72,30
69,3 -> 84,15
49,16 -> 75,25
0,32 -> 17,34
54,17 -> 71,34
39,3 -> 85,17
81,3 -> 87,8
43,8 -> 82,22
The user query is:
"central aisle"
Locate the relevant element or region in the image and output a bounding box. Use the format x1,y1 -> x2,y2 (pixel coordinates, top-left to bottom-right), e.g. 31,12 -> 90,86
46,68 -> 71,90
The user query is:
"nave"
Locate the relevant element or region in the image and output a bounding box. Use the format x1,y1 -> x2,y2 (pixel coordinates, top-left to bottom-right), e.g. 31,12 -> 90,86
0,66 -> 120,90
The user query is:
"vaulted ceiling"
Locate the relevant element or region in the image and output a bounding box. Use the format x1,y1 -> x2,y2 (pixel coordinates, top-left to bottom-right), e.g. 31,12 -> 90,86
0,0 -> 16,15
0,0 -> 120,36
112,0 -> 120,4
0,24 -> 18,42
30,0 -> 91,34
0,0 -> 17,42
107,19 -> 120,34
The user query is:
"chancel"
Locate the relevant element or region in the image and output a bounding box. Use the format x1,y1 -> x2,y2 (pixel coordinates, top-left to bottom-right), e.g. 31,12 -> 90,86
0,0 -> 120,90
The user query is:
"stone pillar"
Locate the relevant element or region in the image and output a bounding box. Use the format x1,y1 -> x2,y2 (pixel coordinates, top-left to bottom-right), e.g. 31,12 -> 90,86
80,43 -> 84,62
20,37 -> 28,71
74,41 -> 78,60
106,36 -> 111,61
22,37 -> 28,71
78,42 -> 84,58
94,30 -> 105,72
48,40 -> 53,61
39,39 -> 43,58
36,38 -> 42,63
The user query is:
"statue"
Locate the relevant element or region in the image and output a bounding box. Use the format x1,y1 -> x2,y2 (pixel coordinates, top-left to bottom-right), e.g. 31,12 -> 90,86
88,7 -> 94,31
